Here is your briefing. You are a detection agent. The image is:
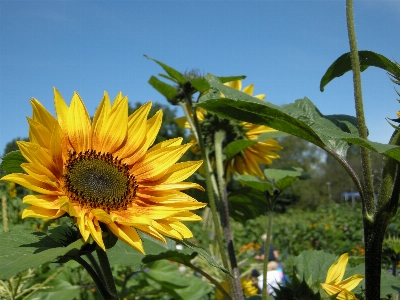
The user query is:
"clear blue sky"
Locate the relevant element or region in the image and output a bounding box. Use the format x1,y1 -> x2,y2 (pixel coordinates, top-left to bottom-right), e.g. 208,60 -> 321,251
1,1 -> 399,156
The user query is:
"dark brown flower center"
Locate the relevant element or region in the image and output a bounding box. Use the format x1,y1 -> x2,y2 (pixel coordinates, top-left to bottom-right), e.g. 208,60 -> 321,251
63,150 -> 137,212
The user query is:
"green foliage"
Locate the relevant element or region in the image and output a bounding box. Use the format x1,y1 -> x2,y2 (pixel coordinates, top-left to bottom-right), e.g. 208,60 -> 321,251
320,50 -> 400,92
197,73 -> 400,162
0,151 -> 27,174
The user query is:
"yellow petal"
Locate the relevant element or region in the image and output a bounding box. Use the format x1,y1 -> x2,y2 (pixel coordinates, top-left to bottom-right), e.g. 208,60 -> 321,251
338,274 -> 365,292
30,99 -> 59,133
134,224 -> 166,244
1,173 -> 60,195
107,223 -> 145,254
242,84 -> 254,95
91,91 -> 111,150
150,161 -> 203,184
227,80 -> 242,91
114,101 -> 152,160
167,221 -> 193,238
22,206 -> 65,219
87,217 -> 105,251
49,125 -> 65,174
326,253 -> 348,283
67,92 -> 91,153
134,144 -> 192,180
22,194 -> 61,209
123,109 -> 163,165
53,87 -> 69,134
27,117 -> 52,149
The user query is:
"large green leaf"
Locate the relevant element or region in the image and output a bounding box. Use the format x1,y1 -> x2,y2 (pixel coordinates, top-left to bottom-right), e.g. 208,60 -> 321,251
0,231 -> 84,279
294,250 -> 337,285
148,76 -> 177,101
142,260 -> 212,300
1,150 -> 27,174
145,55 -> 187,85
180,239 -> 230,275
228,186 -> 269,223
197,73 -> 400,161
320,50 -> 400,92
235,174 -> 274,193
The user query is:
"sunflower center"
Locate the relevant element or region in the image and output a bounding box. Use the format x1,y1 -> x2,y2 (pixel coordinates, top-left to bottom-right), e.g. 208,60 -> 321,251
63,150 -> 137,212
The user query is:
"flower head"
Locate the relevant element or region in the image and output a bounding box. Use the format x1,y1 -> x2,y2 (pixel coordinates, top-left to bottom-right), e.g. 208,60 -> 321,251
320,253 -> 364,300
177,80 -> 282,178
1,89 -> 206,253
215,277 -> 258,300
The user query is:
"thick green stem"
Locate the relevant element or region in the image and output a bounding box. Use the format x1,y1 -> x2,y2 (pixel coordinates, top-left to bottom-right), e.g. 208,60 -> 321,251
346,0 -> 375,218
262,198 -> 274,300
191,106 -> 233,295
214,130 -> 243,300
96,247 -> 119,298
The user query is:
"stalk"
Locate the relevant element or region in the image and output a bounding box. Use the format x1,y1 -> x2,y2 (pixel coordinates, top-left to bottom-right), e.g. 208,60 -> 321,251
262,197 -> 274,300
214,130 -> 243,300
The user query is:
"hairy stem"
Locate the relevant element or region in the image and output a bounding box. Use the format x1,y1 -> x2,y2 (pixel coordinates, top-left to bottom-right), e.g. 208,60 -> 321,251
262,197 -> 274,300
214,130 -> 243,300
191,106 -> 233,294
346,0 -> 375,218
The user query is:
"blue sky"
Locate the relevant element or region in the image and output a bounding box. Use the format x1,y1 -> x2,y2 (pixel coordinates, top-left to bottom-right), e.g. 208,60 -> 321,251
1,1 -> 399,155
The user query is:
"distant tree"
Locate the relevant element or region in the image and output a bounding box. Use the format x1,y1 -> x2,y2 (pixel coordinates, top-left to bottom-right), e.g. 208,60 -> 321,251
3,137 -> 28,157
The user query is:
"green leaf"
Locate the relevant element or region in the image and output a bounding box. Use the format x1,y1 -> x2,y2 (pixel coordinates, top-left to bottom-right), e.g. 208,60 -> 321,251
294,250 -> 337,284
0,150 -> 27,174
320,50 -> 400,92
148,76 -> 177,102
228,186 -> 269,223
0,230 -> 84,279
235,174 -> 274,192
264,167 -> 305,183
107,232 -> 176,269
180,239 -> 230,275
25,279 -> 82,300
225,139 -> 257,160
144,55 -> 187,85
197,73 -> 400,161
142,249 -> 197,265
142,260 -> 212,299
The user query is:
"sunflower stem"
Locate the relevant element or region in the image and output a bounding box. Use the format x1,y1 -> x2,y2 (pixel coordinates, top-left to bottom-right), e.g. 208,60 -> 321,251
214,130 -> 244,300
262,195 -> 274,300
346,0 -> 374,217
192,106 -> 233,295
73,255 -> 117,300
95,246 -> 119,299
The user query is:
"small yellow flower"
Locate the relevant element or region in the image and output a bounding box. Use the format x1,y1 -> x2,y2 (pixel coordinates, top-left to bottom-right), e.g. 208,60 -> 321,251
320,253 -> 364,300
1,89 -> 206,253
215,277 -> 258,300
396,111 -> 400,118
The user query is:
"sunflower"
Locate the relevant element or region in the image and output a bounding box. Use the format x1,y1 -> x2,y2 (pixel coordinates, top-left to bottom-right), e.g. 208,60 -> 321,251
215,277 -> 258,300
1,88 -> 206,253
177,80 -> 282,178
320,253 -> 364,300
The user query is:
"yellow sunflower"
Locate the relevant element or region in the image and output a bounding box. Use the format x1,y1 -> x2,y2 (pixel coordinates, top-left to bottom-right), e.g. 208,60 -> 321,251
215,277 -> 258,300
177,80 -> 282,178
320,253 -> 364,300
1,88 -> 206,253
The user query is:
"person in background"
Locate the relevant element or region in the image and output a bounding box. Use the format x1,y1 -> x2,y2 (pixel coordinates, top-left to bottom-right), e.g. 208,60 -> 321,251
255,234 -> 279,262
257,261 -> 284,296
